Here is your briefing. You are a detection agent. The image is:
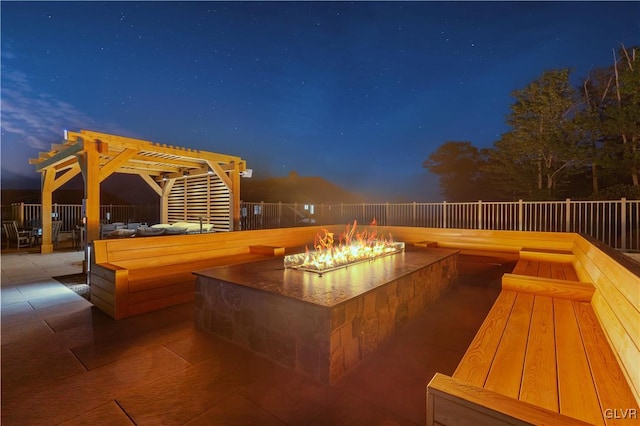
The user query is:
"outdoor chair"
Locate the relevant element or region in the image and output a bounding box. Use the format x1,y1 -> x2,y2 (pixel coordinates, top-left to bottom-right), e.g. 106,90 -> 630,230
73,225 -> 85,251
52,221 -> 63,248
3,221 -> 32,249
100,224 -> 116,239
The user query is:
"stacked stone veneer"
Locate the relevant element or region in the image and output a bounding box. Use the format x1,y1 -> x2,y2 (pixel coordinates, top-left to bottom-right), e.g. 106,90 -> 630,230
195,253 -> 457,384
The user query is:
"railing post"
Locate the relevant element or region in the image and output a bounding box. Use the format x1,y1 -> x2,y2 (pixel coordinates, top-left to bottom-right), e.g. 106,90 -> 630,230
277,202 -> 282,228
259,201 -> 264,228
412,201 -> 417,227
442,201 -> 447,228
385,202 -> 390,226
621,197 -> 627,251
518,199 -> 523,231
19,202 -> 25,227
478,200 -> 483,230
565,198 -> 571,232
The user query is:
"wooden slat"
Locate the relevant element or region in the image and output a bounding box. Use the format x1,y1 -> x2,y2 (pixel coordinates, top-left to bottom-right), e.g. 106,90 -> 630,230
502,274 -> 594,302
128,280 -> 195,305
554,298 -> 604,425
519,248 -> 575,263
550,262 -> 566,280
574,235 -> 639,308
561,263 -> 579,282
524,260 -> 539,277
591,291 -> 640,405
485,293 -> 533,398
453,291 -> 517,387
435,241 -> 521,253
573,301 -> 639,426
537,261 -> 552,279
512,260 -> 528,275
387,227 -> 576,253
90,283 -> 115,305
573,235 -> 640,402
433,395 -> 530,426
519,296 -> 558,412
591,272 -> 640,356
90,273 -> 115,293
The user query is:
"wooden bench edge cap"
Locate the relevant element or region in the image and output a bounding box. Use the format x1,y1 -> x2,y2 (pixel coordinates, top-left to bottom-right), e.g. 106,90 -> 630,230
502,273 -> 594,302
427,373 -> 594,426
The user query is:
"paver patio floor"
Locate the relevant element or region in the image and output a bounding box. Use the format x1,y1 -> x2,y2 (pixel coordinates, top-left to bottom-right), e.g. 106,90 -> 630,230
1,247 -> 510,425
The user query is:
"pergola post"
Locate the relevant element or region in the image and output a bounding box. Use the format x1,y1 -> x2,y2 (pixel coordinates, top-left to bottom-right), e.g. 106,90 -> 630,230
160,179 -> 175,224
80,139 -> 104,246
231,166 -> 241,231
40,169 -> 55,253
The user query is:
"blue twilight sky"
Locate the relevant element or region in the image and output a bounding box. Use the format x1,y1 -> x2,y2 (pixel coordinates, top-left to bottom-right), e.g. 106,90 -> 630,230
1,1 -> 638,201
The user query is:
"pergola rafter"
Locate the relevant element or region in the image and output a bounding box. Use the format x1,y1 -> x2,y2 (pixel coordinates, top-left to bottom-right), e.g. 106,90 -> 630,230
29,129 -> 247,256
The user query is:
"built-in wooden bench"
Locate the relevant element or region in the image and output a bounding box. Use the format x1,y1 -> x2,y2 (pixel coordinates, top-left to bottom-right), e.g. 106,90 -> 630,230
91,226 -> 329,319
90,224 -> 640,423
408,228 -> 640,425
432,289 -> 639,425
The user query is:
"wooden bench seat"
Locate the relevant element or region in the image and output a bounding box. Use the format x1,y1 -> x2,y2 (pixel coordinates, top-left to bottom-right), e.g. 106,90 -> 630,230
427,244 -> 639,425
455,289 -> 638,424
429,289 -> 639,425
511,258 -> 579,281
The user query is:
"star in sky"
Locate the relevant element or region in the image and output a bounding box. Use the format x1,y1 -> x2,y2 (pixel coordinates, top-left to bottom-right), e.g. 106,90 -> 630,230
1,1 -> 638,201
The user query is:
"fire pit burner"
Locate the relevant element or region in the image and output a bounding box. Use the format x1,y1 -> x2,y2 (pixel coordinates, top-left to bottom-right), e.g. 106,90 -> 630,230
283,219 -> 404,274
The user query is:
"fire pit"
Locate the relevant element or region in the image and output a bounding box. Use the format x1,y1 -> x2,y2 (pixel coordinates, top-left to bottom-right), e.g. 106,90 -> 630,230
194,224 -> 458,384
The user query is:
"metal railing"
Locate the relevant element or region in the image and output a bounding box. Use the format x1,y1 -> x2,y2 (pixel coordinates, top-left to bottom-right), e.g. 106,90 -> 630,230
4,199 -> 637,251
2,203 -> 159,233
240,199 -> 639,251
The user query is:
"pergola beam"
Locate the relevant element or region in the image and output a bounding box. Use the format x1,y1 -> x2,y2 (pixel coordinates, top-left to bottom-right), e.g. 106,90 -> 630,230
32,143 -> 84,172
69,130 -> 243,165
138,173 -> 164,197
99,148 -> 138,182
206,160 -> 231,189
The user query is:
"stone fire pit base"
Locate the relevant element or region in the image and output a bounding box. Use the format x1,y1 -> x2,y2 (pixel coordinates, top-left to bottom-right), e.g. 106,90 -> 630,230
194,248 -> 458,384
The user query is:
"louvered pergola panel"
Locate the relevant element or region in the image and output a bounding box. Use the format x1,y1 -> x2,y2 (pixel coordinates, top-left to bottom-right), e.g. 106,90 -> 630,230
167,174 -> 231,232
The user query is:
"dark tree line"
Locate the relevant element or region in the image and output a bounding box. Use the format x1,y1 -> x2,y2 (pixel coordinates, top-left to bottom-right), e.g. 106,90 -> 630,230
424,46 -> 639,201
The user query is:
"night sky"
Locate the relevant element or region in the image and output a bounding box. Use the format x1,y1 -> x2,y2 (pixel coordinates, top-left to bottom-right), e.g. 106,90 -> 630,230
1,1 -> 638,201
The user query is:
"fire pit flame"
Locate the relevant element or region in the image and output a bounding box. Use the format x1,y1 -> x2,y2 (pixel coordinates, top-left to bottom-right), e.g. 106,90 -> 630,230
284,219 -> 405,274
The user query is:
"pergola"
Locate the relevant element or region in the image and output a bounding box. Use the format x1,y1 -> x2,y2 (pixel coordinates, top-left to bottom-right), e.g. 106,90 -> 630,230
29,129 -> 248,254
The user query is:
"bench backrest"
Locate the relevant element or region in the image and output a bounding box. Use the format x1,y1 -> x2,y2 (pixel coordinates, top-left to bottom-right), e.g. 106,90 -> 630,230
572,234 -> 640,405
384,226 -> 576,252
92,226 -> 329,269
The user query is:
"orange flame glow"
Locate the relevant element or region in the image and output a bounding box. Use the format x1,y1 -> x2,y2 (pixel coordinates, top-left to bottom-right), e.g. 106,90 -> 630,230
284,219 -> 404,273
